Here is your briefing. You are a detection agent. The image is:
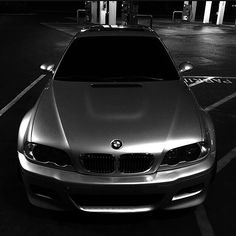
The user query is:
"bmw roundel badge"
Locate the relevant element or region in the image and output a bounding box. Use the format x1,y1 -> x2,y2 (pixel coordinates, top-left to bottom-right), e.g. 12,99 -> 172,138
111,139 -> 122,150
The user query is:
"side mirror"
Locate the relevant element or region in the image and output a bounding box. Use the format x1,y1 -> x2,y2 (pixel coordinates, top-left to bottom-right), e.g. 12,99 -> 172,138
40,63 -> 55,74
178,62 -> 193,73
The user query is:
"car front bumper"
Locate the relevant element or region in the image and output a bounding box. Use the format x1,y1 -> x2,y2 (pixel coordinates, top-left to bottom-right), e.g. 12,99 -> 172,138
18,151 -> 216,212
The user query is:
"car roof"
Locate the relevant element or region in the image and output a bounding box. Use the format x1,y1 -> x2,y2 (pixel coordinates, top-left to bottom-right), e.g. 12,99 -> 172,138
74,24 -> 158,38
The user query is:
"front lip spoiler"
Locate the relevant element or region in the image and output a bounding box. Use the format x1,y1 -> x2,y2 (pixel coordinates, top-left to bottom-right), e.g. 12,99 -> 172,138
18,151 -> 215,185
77,205 -> 154,213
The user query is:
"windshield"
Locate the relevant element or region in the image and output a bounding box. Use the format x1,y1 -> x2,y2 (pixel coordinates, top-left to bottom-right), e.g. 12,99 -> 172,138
55,36 -> 179,82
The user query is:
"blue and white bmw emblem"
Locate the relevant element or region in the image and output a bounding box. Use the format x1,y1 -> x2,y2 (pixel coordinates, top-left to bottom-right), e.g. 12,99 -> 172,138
111,139 -> 122,150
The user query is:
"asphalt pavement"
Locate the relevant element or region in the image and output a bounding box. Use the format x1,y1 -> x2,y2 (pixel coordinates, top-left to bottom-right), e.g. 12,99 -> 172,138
0,14 -> 236,236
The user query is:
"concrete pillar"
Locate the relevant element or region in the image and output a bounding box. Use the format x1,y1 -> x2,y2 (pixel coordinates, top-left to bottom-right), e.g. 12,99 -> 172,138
91,1 -> 98,24
99,1 -> 107,24
109,1 -> 117,25
216,1 -> 226,25
191,1 -> 197,22
232,4 -> 236,26
203,1 -> 212,24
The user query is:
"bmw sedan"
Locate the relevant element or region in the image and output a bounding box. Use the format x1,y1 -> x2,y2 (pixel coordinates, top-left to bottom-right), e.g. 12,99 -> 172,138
18,25 -> 216,213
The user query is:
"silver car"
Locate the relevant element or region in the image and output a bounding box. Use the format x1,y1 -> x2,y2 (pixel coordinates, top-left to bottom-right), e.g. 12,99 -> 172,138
18,25 -> 216,213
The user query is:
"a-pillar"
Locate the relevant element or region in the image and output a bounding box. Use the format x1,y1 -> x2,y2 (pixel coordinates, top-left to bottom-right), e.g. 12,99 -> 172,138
216,1 -> 226,25
203,1 -> 212,23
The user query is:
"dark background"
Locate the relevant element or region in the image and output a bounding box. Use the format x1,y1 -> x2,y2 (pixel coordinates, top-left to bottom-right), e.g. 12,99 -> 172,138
0,1 -> 236,23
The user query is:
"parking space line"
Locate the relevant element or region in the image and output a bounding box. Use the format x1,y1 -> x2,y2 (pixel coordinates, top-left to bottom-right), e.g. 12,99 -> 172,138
195,127 -> 236,236
185,76 -> 236,80
217,146 -> 236,173
205,91 -> 236,111
195,205 -> 215,236
192,83 -> 236,236
194,130 -> 236,236
0,74 -> 46,117
188,76 -> 215,87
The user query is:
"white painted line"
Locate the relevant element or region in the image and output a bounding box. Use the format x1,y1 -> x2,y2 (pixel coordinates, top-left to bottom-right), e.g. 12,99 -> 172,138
184,77 -> 233,86
205,91 -> 236,111
189,76 -> 215,87
194,147 -> 236,236
0,74 -> 46,117
196,145 -> 236,235
184,76 -> 236,79
195,205 -> 215,236
195,89 -> 236,235
217,146 -> 236,173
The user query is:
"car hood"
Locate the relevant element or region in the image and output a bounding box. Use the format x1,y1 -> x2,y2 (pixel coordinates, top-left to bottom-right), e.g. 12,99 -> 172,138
31,80 -> 203,156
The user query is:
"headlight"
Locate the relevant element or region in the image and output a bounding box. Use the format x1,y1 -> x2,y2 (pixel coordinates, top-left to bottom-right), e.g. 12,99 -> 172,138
161,142 -> 210,167
24,142 -> 74,169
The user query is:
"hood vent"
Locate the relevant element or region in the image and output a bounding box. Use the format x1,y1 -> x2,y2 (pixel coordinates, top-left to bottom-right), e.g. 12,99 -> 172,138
91,83 -> 142,88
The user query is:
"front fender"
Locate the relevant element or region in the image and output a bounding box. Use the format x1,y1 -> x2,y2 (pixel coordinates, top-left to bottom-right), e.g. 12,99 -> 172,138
18,109 -> 35,153
200,109 -> 216,153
